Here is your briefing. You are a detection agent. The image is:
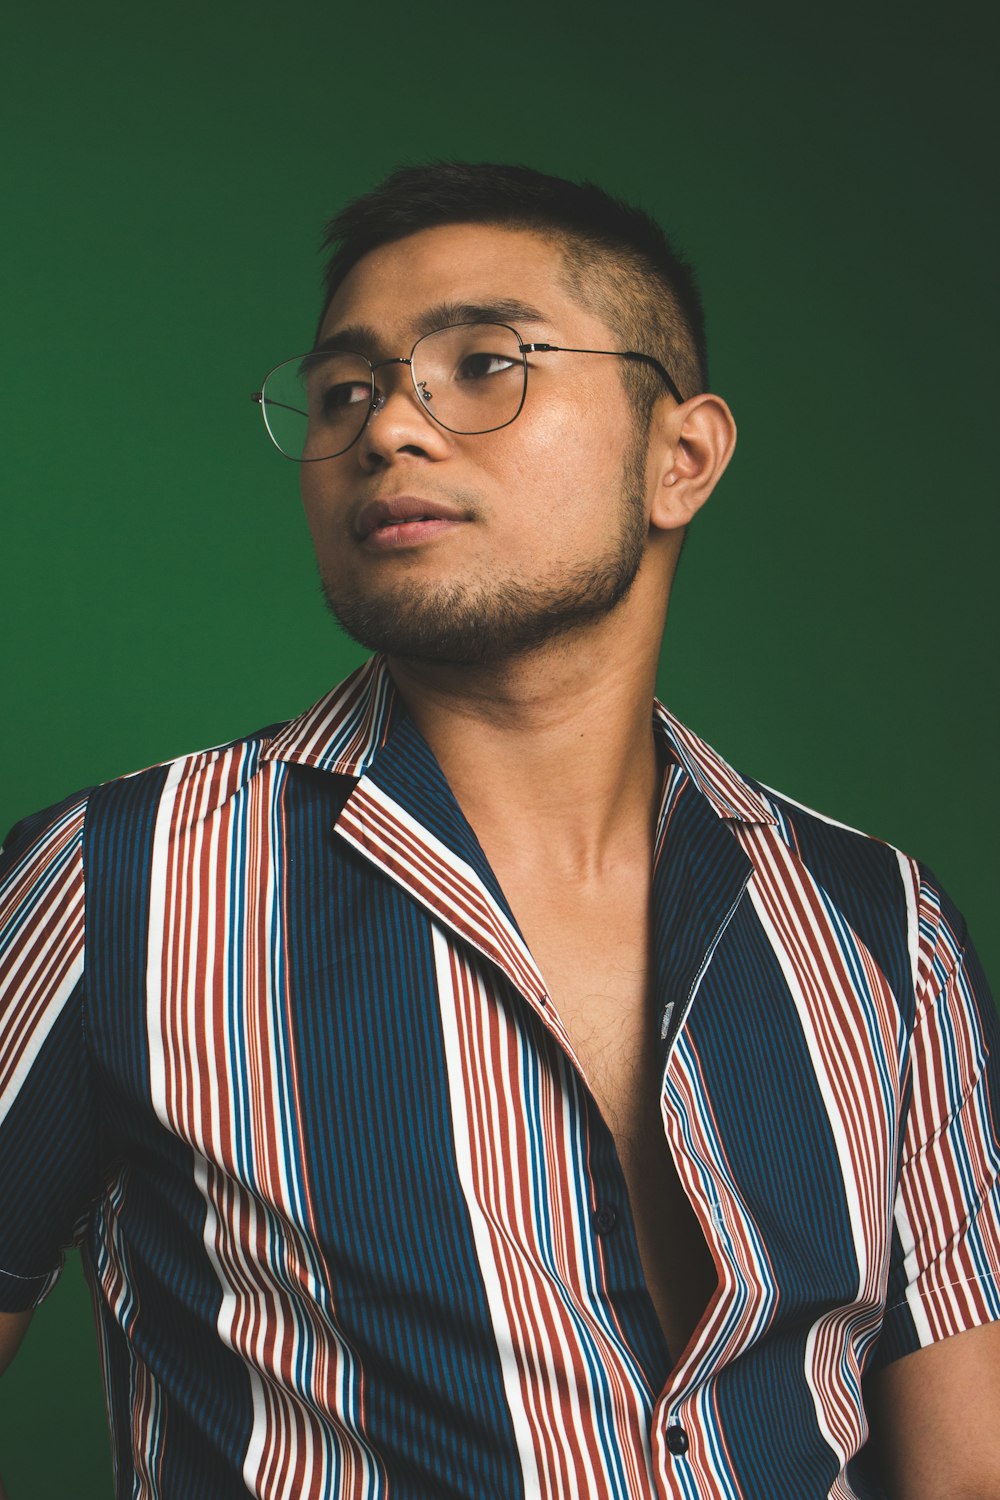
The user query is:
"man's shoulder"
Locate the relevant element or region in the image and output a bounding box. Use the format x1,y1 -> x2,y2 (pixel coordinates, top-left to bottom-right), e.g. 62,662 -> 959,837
755,777 -> 924,927
1,718 -> 293,869
3,658 -> 394,872
657,700 -> 915,872
656,703 -> 928,969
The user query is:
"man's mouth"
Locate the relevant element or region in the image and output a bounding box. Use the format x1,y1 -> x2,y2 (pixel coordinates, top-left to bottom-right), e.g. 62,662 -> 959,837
356,496 -> 468,546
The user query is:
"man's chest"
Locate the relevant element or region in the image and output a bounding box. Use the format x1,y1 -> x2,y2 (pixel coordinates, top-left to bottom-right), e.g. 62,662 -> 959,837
84,769 -> 910,1377
491,863 -> 720,1361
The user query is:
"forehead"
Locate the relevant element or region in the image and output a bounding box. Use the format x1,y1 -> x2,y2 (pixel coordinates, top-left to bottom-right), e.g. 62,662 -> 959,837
318,223 -> 609,348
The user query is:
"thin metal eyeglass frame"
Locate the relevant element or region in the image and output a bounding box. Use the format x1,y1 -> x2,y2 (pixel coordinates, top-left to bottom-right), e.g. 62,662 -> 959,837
250,322 -> 685,462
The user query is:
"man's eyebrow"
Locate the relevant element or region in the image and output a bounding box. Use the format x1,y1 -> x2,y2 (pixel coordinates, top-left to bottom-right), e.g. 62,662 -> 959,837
313,323 -> 380,356
417,299 -> 549,335
313,298 -> 549,357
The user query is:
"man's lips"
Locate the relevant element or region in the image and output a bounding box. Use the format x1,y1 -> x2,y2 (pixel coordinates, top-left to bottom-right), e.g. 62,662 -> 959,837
355,496 -> 469,546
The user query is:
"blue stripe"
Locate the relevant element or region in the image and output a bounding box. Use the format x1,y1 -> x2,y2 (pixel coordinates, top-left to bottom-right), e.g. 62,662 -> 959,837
282,764 -> 524,1499
84,763 -> 256,1497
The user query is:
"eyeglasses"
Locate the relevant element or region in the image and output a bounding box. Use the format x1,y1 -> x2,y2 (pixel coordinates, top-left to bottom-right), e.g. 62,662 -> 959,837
251,321 -> 683,461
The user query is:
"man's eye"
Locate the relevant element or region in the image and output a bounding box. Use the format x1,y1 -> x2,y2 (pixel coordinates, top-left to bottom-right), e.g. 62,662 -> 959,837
319,380 -> 370,412
455,352 -> 516,381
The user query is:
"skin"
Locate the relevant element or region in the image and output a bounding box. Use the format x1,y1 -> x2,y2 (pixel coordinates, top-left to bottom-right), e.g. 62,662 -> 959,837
865,1321 -> 1000,1497
301,222 -> 722,810
2,222 -> 997,1495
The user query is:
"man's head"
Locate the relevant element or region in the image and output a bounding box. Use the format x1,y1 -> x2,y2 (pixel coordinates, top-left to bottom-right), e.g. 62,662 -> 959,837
318,161 -> 707,428
293,164 -> 735,672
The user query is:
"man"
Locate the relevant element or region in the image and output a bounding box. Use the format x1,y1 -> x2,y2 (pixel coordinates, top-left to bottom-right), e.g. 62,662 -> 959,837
1,163 -> 998,1499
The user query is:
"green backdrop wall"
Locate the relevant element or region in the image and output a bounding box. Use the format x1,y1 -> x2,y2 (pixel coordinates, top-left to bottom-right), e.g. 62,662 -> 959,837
3,0 -> 996,1492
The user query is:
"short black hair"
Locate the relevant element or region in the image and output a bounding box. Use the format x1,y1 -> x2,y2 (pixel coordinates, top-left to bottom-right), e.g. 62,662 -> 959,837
318,162 -> 707,413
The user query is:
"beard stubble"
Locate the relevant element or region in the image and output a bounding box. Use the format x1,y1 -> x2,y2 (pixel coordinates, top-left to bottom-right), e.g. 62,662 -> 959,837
320,430 -> 650,668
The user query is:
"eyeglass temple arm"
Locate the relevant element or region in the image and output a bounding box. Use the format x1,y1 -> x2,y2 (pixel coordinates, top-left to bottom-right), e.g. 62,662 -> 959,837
520,343 -> 683,405
251,392 -> 309,419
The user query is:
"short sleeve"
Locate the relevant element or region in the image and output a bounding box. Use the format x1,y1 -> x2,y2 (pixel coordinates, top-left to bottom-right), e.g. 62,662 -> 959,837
874,866 -> 1000,1368
0,793 -> 99,1311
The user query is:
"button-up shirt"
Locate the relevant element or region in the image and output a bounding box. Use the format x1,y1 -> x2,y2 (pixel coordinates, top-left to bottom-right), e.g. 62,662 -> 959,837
2,654 -> 998,1498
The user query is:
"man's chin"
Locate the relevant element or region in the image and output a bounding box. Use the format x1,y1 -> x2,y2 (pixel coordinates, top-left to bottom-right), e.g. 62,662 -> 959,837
322,582 -> 489,665
322,588 -> 639,671
324,599 -> 538,668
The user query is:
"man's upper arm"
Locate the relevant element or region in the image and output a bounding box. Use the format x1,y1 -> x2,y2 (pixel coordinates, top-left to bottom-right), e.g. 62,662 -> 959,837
877,869 -> 1000,1357
0,1311 -> 32,1377
866,869 -> 1000,1494
866,1321 -> 1000,1499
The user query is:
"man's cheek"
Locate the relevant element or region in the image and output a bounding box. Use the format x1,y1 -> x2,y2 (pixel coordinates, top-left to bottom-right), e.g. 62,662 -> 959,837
301,483 -> 340,540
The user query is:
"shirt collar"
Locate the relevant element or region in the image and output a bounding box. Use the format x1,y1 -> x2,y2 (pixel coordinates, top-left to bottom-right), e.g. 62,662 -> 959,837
652,702 -> 777,825
261,654 -> 777,827
260,654 -> 399,777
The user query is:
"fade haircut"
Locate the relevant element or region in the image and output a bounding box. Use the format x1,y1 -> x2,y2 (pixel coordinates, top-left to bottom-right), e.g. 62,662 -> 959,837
317,162 -> 707,422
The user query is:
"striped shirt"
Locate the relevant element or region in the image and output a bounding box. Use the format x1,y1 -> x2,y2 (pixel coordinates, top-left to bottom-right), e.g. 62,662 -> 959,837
1,653 -> 998,1499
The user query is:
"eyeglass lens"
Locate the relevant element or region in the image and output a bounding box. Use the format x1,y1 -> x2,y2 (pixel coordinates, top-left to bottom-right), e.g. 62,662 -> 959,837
260,323 -> 527,460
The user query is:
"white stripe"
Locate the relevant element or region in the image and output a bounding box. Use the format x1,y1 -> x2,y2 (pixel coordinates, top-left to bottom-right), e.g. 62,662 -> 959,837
746,876 -> 872,1468
94,1173 -> 169,1498
343,781 -> 542,982
432,923 -> 543,1499
145,757 -> 184,1131
189,1157 -> 273,1492
756,782 -> 880,839
827,1471 -> 862,1498
0,810 -> 86,1129
662,1035 -> 778,1404
0,947 -> 83,1130
897,851 -> 920,995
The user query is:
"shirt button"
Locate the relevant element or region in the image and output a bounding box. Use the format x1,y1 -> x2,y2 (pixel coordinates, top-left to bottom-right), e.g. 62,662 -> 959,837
665,1424 -> 689,1456
591,1204 -> 617,1235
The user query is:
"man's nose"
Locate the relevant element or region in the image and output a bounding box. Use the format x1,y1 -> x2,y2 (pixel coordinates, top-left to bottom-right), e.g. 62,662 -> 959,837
370,358 -> 423,418
359,360 -> 445,463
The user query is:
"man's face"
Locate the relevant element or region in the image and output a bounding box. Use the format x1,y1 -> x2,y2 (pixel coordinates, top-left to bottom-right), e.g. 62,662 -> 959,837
300,223 -> 654,667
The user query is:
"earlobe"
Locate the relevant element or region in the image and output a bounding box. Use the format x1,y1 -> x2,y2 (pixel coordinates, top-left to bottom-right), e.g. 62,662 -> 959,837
649,393 -> 737,531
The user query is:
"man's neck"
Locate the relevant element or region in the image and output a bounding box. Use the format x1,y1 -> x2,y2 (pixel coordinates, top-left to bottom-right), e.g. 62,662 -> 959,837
386,630 -> 664,881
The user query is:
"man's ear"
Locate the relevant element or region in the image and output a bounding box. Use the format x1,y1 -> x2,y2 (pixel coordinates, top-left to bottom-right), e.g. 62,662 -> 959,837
648,393 -> 737,531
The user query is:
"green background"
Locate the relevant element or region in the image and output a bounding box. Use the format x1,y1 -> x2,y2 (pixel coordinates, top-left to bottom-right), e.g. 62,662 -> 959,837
2,0 -> 996,1492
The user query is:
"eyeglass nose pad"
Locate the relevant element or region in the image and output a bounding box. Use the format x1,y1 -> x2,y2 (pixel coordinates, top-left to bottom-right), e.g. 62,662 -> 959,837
370,372 -> 429,422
